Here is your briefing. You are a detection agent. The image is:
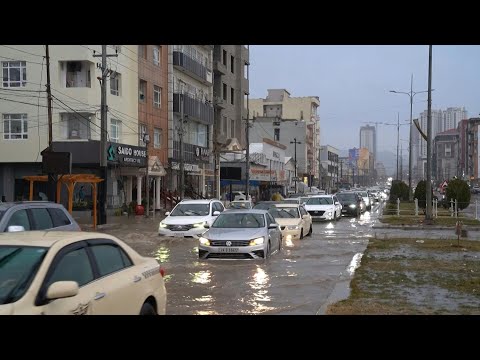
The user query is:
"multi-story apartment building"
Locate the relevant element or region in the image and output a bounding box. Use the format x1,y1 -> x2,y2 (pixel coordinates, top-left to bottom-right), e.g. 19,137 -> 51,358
444,107 -> 467,131
359,125 -> 376,160
249,89 -> 320,184
319,145 -> 339,190
167,45 -> 214,198
212,45 -> 249,198
0,45 -> 139,206
433,129 -> 459,181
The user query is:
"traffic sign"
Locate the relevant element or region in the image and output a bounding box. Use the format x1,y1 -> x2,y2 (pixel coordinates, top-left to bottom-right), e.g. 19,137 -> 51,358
292,177 -> 300,182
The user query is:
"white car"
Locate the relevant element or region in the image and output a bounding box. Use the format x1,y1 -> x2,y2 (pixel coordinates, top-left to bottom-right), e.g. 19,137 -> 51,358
0,231 -> 166,315
304,195 -> 342,221
158,199 -> 225,238
268,204 -> 312,240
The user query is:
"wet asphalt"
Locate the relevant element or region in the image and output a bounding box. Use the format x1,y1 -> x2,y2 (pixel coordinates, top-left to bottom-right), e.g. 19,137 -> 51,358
101,203 -> 384,315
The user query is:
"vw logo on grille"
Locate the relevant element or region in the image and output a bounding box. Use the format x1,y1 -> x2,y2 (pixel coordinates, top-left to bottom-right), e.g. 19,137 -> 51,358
176,226 -> 183,229
226,241 -> 232,246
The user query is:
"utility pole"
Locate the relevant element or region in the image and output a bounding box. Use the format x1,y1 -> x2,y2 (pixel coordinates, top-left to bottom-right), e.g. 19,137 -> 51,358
290,138 -> 301,193
179,94 -> 186,200
45,45 -> 56,202
143,133 -> 150,217
396,113 -> 400,180
93,45 -> 117,225
400,143 -> 403,181
245,45 -> 250,199
426,45 -> 433,221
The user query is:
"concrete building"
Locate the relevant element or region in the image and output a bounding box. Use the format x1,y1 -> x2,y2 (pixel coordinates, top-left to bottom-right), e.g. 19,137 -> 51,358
443,107 -> 467,131
359,125 -> 376,160
249,89 -> 320,184
167,45 -> 214,198
212,45 -> 249,198
0,45 -> 139,205
319,145 -> 339,190
433,129 -> 459,181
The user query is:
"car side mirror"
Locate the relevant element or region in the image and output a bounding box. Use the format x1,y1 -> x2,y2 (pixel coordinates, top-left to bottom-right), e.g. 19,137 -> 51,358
203,224 -> 210,229
213,211 -> 220,216
302,214 -> 309,219
7,225 -> 25,232
46,281 -> 79,300
335,201 -> 340,205
165,211 -> 170,216
268,223 -> 278,229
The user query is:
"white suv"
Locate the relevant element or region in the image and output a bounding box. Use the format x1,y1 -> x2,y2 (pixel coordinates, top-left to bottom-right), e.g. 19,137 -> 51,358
158,199 -> 225,238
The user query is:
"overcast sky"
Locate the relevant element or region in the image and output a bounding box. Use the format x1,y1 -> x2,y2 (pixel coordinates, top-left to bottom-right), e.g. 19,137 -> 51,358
249,45 -> 480,155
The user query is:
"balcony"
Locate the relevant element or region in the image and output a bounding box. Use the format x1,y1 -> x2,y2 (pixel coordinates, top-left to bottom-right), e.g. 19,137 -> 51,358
241,77 -> 249,94
173,93 -> 214,125
213,95 -> 225,109
242,46 -> 250,61
213,60 -> 227,75
173,51 -> 212,85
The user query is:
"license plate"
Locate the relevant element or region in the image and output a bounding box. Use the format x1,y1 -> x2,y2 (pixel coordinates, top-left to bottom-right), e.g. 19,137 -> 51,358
172,232 -> 185,237
342,210 -> 347,213
218,247 -> 239,253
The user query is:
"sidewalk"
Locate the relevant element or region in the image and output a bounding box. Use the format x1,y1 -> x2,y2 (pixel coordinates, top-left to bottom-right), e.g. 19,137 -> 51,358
73,211 -> 165,232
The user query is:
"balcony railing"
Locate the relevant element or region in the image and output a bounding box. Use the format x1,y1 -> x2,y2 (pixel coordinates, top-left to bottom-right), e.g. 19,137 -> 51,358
173,93 -> 214,125
173,51 -> 212,85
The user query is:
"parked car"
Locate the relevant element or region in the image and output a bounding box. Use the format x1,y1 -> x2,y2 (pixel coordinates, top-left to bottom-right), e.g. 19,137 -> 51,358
304,195 -> 342,221
0,202 -> 81,232
268,203 -> 312,240
158,199 -> 225,238
198,210 -> 281,260
0,231 -> 166,315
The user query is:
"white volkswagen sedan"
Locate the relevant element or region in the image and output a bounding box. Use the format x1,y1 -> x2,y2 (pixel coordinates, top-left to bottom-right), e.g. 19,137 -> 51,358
158,199 -> 225,238
0,231 -> 166,315
268,204 -> 312,240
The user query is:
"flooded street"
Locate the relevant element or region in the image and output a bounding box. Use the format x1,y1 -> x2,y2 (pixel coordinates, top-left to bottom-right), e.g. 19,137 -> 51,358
101,204 -> 382,315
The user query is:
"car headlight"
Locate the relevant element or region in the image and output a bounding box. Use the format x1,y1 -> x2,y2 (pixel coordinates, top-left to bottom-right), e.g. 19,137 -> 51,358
159,222 -> 167,228
193,222 -> 206,228
327,212 -> 332,216
249,237 -> 264,246
199,237 -> 210,246
349,204 -> 356,208
287,225 -> 299,230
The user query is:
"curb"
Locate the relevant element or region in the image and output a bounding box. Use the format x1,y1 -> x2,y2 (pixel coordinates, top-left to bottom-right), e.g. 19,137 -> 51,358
373,225 -> 480,231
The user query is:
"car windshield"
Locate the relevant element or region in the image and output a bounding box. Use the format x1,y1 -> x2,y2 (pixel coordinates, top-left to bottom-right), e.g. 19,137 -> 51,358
253,202 -> 278,210
269,207 -> 300,218
170,204 -> 210,216
229,202 -> 251,209
0,246 -> 48,305
212,213 -> 265,228
282,199 -> 299,204
300,197 -> 310,203
337,193 -> 357,202
306,197 -> 333,205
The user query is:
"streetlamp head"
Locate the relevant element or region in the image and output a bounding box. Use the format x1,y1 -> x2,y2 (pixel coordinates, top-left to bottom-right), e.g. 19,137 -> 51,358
389,90 -> 396,93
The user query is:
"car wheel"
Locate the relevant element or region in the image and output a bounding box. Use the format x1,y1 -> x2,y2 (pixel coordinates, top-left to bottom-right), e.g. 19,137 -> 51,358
278,236 -> 282,251
308,224 -> 313,236
264,241 -> 271,259
300,229 -> 304,239
140,302 -> 157,315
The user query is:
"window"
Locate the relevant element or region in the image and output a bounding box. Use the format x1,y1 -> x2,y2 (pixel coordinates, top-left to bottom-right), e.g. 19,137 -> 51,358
139,79 -> 146,101
222,116 -> 227,135
47,248 -> 94,287
154,128 -> 162,149
6,210 -> 30,230
244,63 -> 248,79
65,61 -> 90,88
60,113 -> 91,140
153,85 -> 161,107
153,46 -> 160,66
222,50 -> 227,66
222,83 -> 227,101
138,45 -> 147,59
48,208 -> 71,227
198,124 -> 207,148
110,119 -> 121,143
274,128 -> 280,141
91,244 -> 132,277
30,208 -> 53,230
230,88 -> 234,105
230,55 -> 235,73
445,144 -> 452,157
230,119 -> 235,138
139,124 -> 147,146
110,73 -> 120,96
300,110 -> 304,120
3,114 -> 28,140
2,61 -> 26,87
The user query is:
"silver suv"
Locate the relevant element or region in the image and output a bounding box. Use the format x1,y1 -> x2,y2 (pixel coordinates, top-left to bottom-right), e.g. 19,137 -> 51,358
0,202 -> 81,232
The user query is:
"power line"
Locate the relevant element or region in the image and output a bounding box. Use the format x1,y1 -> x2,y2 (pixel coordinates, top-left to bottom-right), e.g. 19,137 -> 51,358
0,45 -> 43,58
0,55 -> 44,65
79,45 -> 139,76
35,55 -> 45,162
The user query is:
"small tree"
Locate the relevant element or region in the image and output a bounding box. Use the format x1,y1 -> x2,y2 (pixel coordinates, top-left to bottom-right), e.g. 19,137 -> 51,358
414,180 -> 427,208
389,180 -> 409,203
445,179 -> 471,210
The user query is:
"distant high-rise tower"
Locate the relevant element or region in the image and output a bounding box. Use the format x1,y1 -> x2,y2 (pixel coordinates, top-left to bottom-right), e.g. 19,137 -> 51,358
443,107 -> 468,131
360,125 -> 376,159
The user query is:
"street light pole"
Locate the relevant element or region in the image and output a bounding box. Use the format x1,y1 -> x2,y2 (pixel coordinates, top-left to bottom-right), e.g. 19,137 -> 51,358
425,45 -> 433,221
290,138 -> 301,193
143,133 -> 150,218
390,76 -> 429,200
